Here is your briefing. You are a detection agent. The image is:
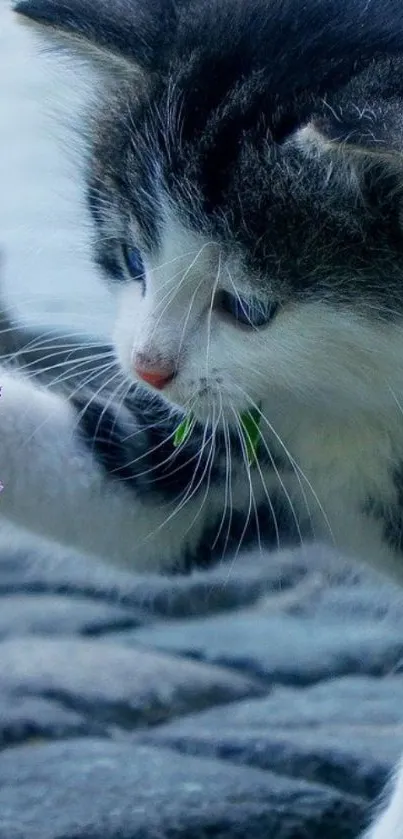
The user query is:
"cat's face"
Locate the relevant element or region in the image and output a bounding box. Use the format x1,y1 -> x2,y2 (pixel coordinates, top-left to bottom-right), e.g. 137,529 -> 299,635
92,107 -> 403,425
15,0 -> 403,425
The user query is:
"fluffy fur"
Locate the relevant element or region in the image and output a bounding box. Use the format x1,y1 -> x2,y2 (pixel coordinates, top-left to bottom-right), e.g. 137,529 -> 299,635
8,0 -> 403,835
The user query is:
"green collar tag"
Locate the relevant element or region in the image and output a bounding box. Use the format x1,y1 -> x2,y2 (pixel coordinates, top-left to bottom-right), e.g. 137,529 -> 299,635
173,408 -> 261,467
239,408 -> 261,467
173,414 -> 195,448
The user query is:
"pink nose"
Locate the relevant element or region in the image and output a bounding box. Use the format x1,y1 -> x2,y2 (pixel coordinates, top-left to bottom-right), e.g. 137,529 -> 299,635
135,365 -> 174,390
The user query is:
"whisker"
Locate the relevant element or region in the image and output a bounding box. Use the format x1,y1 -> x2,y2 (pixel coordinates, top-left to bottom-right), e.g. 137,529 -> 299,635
88,376 -> 132,458
226,265 -> 259,332
181,399 -> 223,533
233,383 -> 334,545
111,401 -> 195,479
172,402 -> 221,541
69,369 -> 125,444
18,350 -> 115,379
148,242 -> 213,345
143,406 -> 217,543
205,252 -> 221,380
231,406 -> 275,555
175,276 -> 206,369
211,394 -> 233,555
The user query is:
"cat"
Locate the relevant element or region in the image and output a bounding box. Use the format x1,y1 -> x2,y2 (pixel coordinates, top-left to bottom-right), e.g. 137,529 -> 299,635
6,0 -> 403,834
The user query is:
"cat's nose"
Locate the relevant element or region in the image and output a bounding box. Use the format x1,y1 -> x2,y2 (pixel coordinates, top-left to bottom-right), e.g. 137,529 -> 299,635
134,356 -> 175,390
136,368 -> 174,389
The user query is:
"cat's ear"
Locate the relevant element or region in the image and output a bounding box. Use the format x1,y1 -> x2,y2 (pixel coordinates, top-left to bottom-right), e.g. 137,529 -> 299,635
308,56 -> 403,155
265,0 -> 403,144
14,0 -> 178,78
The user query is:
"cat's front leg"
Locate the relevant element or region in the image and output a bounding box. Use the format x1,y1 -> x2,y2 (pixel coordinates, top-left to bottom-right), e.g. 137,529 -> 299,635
0,369 -> 214,573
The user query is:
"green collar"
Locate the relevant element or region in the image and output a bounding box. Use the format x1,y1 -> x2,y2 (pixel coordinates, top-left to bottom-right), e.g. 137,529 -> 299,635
173,408 -> 261,467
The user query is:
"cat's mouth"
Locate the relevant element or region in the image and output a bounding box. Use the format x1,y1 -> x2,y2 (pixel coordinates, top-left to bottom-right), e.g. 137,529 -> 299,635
126,351 -> 250,427
155,376 -> 250,431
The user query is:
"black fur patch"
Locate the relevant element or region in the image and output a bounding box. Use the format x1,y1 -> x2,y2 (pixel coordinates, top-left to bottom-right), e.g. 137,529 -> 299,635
72,388 -> 223,501
15,0 -> 179,71
71,387 -> 298,568
366,464 -> 403,554
183,499 -> 303,572
72,388 -> 289,493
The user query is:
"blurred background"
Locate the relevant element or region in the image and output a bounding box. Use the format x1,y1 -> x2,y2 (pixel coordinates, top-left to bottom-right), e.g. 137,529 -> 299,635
0,0 -> 112,334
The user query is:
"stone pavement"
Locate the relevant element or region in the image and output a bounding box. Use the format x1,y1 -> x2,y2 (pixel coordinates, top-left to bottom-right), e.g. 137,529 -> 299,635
1,540 -> 403,838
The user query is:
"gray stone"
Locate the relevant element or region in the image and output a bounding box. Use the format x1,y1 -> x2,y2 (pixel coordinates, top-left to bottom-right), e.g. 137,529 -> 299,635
0,545 -> 318,617
0,738 -> 366,839
0,638 -> 263,727
285,578 -> 403,625
0,695 -> 99,747
0,594 -> 146,638
143,675 -> 403,800
125,610 -> 403,684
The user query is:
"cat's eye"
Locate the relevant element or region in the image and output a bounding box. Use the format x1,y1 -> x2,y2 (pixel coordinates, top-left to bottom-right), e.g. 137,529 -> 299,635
121,244 -> 146,283
215,290 -> 279,328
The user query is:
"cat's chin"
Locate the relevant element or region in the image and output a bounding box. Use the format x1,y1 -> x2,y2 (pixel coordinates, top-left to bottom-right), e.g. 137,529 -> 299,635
165,392 -> 249,430
159,391 -> 221,425
130,369 -> 255,427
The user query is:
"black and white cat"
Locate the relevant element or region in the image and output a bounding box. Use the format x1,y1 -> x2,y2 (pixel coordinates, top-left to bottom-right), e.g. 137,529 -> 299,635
6,0 -> 403,834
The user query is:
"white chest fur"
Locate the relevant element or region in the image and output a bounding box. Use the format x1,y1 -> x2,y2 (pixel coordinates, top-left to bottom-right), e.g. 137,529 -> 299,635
259,403 -> 403,579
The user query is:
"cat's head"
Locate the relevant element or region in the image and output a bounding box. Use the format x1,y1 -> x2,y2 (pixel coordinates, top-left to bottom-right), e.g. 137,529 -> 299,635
15,0 -> 403,426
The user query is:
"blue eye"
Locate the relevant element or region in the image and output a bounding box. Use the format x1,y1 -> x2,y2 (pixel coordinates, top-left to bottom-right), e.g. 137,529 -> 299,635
122,245 -> 146,284
216,290 -> 278,328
